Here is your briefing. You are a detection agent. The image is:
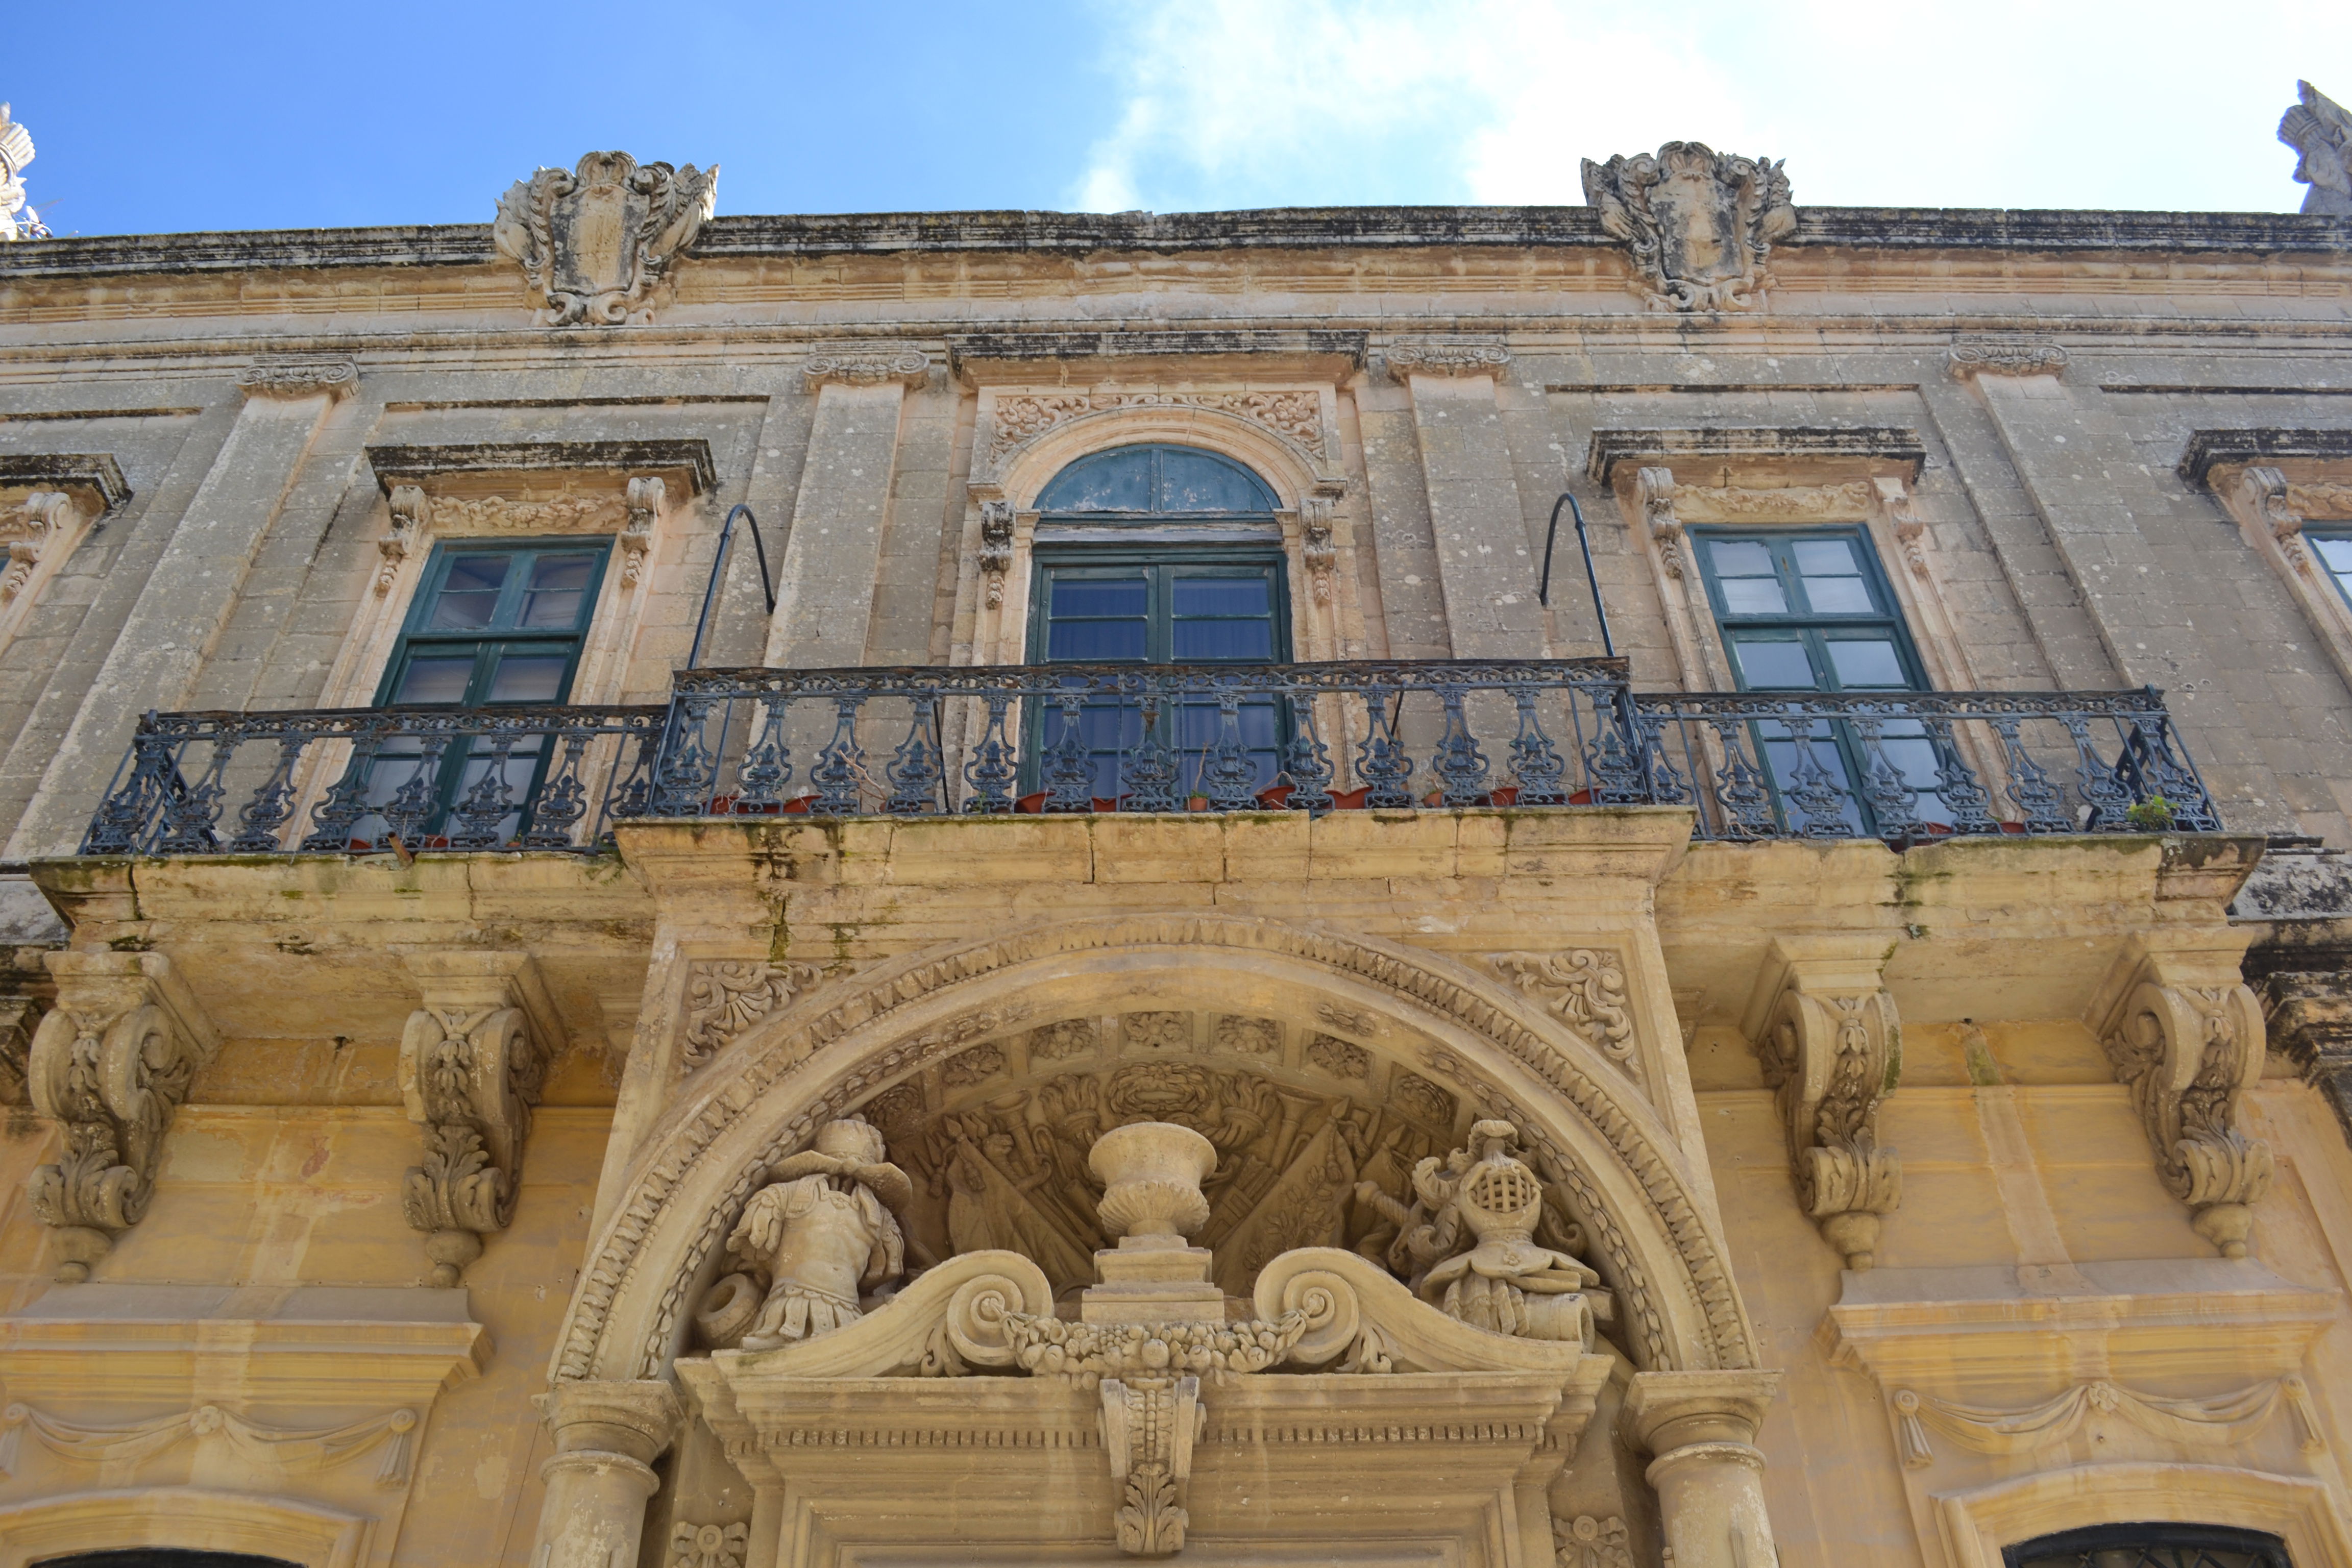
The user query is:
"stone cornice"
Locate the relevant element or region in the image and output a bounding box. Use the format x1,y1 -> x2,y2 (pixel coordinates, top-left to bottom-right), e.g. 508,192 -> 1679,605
2180,427 -> 2352,487
365,438 -> 717,495
948,330 -> 1366,377
1586,426 -> 1926,486
0,453 -> 131,511
3,207 -> 2346,280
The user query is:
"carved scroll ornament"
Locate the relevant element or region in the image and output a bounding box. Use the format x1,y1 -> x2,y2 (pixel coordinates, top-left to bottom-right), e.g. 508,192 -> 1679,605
398,961 -> 551,1286
1486,949 -> 1640,1084
981,390 -> 1326,470
1382,337 -> 1511,378
681,959 -> 825,1072
493,151 -> 718,326
2102,978 -> 2272,1257
1756,985 -> 1901,1270
1948,335 -> 2069,379
802,344 -> 929,389
1581,142 -> 1795,312
236,358 -> 359,400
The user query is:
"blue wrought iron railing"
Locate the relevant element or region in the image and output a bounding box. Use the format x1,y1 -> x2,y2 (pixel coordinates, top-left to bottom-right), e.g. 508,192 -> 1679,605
75,665 -> 2221,854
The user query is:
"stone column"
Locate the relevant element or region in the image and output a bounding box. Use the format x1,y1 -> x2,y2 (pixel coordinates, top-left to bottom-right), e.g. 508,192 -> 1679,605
764,345 -> 929,668
531,1379 -> 681,1568
1386,338 -> 1546,659
6,359 -> 356,859
1624,1370 -> 1783,1568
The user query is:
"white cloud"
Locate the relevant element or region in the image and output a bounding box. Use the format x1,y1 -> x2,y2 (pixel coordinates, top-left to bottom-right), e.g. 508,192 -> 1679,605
1073,0 -> 2352,212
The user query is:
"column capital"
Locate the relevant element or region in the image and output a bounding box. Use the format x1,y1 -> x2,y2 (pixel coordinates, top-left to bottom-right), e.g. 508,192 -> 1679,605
802,342 -> 931,390
1623,1368 -> 1784,1456
537,1378 -> 682,1465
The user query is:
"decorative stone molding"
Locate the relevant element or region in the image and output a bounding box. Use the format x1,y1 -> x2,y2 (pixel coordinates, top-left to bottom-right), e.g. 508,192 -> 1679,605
2092,944 -> 2271,1258
1553,1514 -> 1633,1568
1947,334 -> 2069,379
801,343 -> 930,389
1889,1376 -> 2324,1469
680,959 -> 824,1073
397,952 -> 560,1286
24,952 -> 220,1283
493,151 -> 717,326
1872,475 -> 1930,575
1585,427 -> 1926,487
369,438 -> 719,495
1485,949 -> 1639,1086
668,1522 -> 748,1568
1581,142 -> 1795,312
622,476 -> 663,587
0,1400 -> 420,1486
1299,493 -> 1337,601
2281,79 -> 2352,216
377,484 -> 428,596
977,499 -> 1015,607
1381,336 -> 1511,378
0,491 -> 72,604
1634,467 -> 1685,579
1742,939 -> 1901,1271
2258,967 -> 2352,1144
236,358 -> 359,401
2238,467 -> 2316,576
1622,1369 -> 1784,1568
981,390 -> 1328,470
1671,479 -> 1875,523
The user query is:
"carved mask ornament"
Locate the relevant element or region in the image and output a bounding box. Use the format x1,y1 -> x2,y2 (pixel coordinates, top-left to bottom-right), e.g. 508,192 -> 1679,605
494,151 -> 718,326
1581,141 -> 1796,312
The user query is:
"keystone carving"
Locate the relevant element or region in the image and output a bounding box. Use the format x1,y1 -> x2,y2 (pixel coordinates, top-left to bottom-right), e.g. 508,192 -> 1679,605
2281,79 -> 2352,216
1581,142 -> 1795,312
1382,337 -> 1511,378
398,953 -> 557,1286
23,953 -> 220,1283
493,151 -> 717,327
1947,335 -> 2069,379
680,959 -> 825,1073
622,476 -> 663,587
1745,941 -> 1902,1270
236,359 -> 359,401
977,499 -> 1015,607
802,344 -> 931,389
0,490 -> 74,603
2097,950 -> 2272,1258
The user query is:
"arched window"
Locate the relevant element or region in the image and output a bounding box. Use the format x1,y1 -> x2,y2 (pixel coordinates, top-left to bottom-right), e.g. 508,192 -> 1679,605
1025,444 -> 1290,804
34,1553 -> 302,1568
2004,1525 -> 2293,1568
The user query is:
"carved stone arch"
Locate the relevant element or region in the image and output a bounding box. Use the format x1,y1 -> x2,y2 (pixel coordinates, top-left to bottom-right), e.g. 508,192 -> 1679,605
0,1487 -> 370,1568
550,915 -> 1757,1388
960,400 -> 1357,665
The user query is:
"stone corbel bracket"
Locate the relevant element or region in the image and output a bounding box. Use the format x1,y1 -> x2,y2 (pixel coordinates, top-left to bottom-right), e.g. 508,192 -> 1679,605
398,951 -> 566,1286
1633,468 -> 1686,579
236,358 -> 359,401
1871,476 -> 1929,575
1741,938 -> 1902,1271
2088,938 -> 2272,1257
622,476 -> 664,587
1947,335 -> 2068,380
24,951 -> 220,1283
802,342 -> 932,390
977,499 -> 1015,608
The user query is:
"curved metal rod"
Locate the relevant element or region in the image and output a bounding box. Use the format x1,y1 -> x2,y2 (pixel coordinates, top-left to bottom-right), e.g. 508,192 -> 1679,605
688,504 -> 776,670
1538,492 -> 1613,658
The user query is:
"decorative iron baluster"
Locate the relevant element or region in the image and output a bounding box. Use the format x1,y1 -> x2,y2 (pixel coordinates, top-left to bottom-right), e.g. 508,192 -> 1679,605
1356,685 -> 1415,808
1706,716 -> 1777,839
650,696 -> 722,817
155,728 -> 238,854
523,731 -> 594,848
1923,716 -> 1997,834
1849,717 -> 1921,841
1200,683 -> 1260,811
2124,712 -> 2221,829
82,722 -> 182,855
734,699 -> 794,812
609,723 -> 663,821
1431,688 -> 1491,806
885,695 -> 945,815
1778,714 -> 1853,838
1121,683 -> 1180,813
378,728 -> 452,849
963,691 -> 1019,813
2063,714 -> 2136,831
1041,689 -> 1094,812
1281,699 -> 1336,814
446,729 -> 523,849
1505,687 -> 1567,805
301,728 -> 384,851
808,696 -> 869,816
1990,716 -> 2071,833
227,729 -> 307,852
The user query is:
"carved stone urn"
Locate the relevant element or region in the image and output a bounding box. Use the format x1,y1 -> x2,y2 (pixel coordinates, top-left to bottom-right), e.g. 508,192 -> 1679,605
1091,1121 -> 1216,1239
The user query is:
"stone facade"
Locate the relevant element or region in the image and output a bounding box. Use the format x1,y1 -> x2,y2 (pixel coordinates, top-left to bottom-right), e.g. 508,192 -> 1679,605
1,128 -> 2350,1568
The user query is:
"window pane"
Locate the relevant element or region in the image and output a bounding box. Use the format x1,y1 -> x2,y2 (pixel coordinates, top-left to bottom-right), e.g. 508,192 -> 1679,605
1037,450 -> 1154,513
1053,580 -> 1148,617
1159,448 -> 1274,512
486,653 -> 570,703
1720,576 -> 1790,615
1791,538 -> 1860,575
2311,533 -> 2352,576
519,554 -> 597,629
1827,639 -> 1907,688
1732,639 -> 1820,689
1173,619 -> 1275,659
391,654 -> 474,705
1048,619 -> 1147,660
1707,540 -> 1775,577
1172,577 -> 1269,616
1800,575 -> 1877,614
427,555 -> 510,629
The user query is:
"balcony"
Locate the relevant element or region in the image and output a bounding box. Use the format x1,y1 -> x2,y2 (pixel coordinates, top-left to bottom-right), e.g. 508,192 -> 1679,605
76,661 -> 2220,856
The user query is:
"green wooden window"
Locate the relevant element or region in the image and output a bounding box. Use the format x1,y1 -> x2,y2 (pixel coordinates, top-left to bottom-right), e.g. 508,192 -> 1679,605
356,541 -> 609,844
1692,527 -> 1942,834
2306,529 -> 2352,611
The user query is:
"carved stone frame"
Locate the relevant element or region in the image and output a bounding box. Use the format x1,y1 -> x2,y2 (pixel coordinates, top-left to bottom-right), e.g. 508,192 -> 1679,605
2183,431 -> 2352,702
1932,1463 -> 2352,1568
0,1489 -> 370,1568
0,454 -> 130,657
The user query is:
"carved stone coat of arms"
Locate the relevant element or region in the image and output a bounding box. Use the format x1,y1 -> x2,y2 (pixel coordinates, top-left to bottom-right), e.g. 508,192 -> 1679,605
493,151 -> 718,326
1581,141 -> 1795,312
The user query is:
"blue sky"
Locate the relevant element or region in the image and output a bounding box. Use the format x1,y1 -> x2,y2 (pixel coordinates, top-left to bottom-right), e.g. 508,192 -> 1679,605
8,1 -> 2349,237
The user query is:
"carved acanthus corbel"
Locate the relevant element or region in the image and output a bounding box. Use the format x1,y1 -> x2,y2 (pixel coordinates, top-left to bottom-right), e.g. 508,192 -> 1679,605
24,952 -> 220,1282
2096,948 -> 2272,1258
1299,492 -> 1337,602
623,476 -> 664,587
1871,477 -> 1929,576
1744,940 -> 1902,1270
1634,467 -> 1685,579
0,490 -> 73,602
977,500 -> 1015,608
398,952 -> 561,1285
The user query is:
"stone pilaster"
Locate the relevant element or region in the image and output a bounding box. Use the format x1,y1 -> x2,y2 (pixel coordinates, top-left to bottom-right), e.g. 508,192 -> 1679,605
1623,1370 -> 1784,1568
23,951 -> 219,1281
530,1379 -> 682,1568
